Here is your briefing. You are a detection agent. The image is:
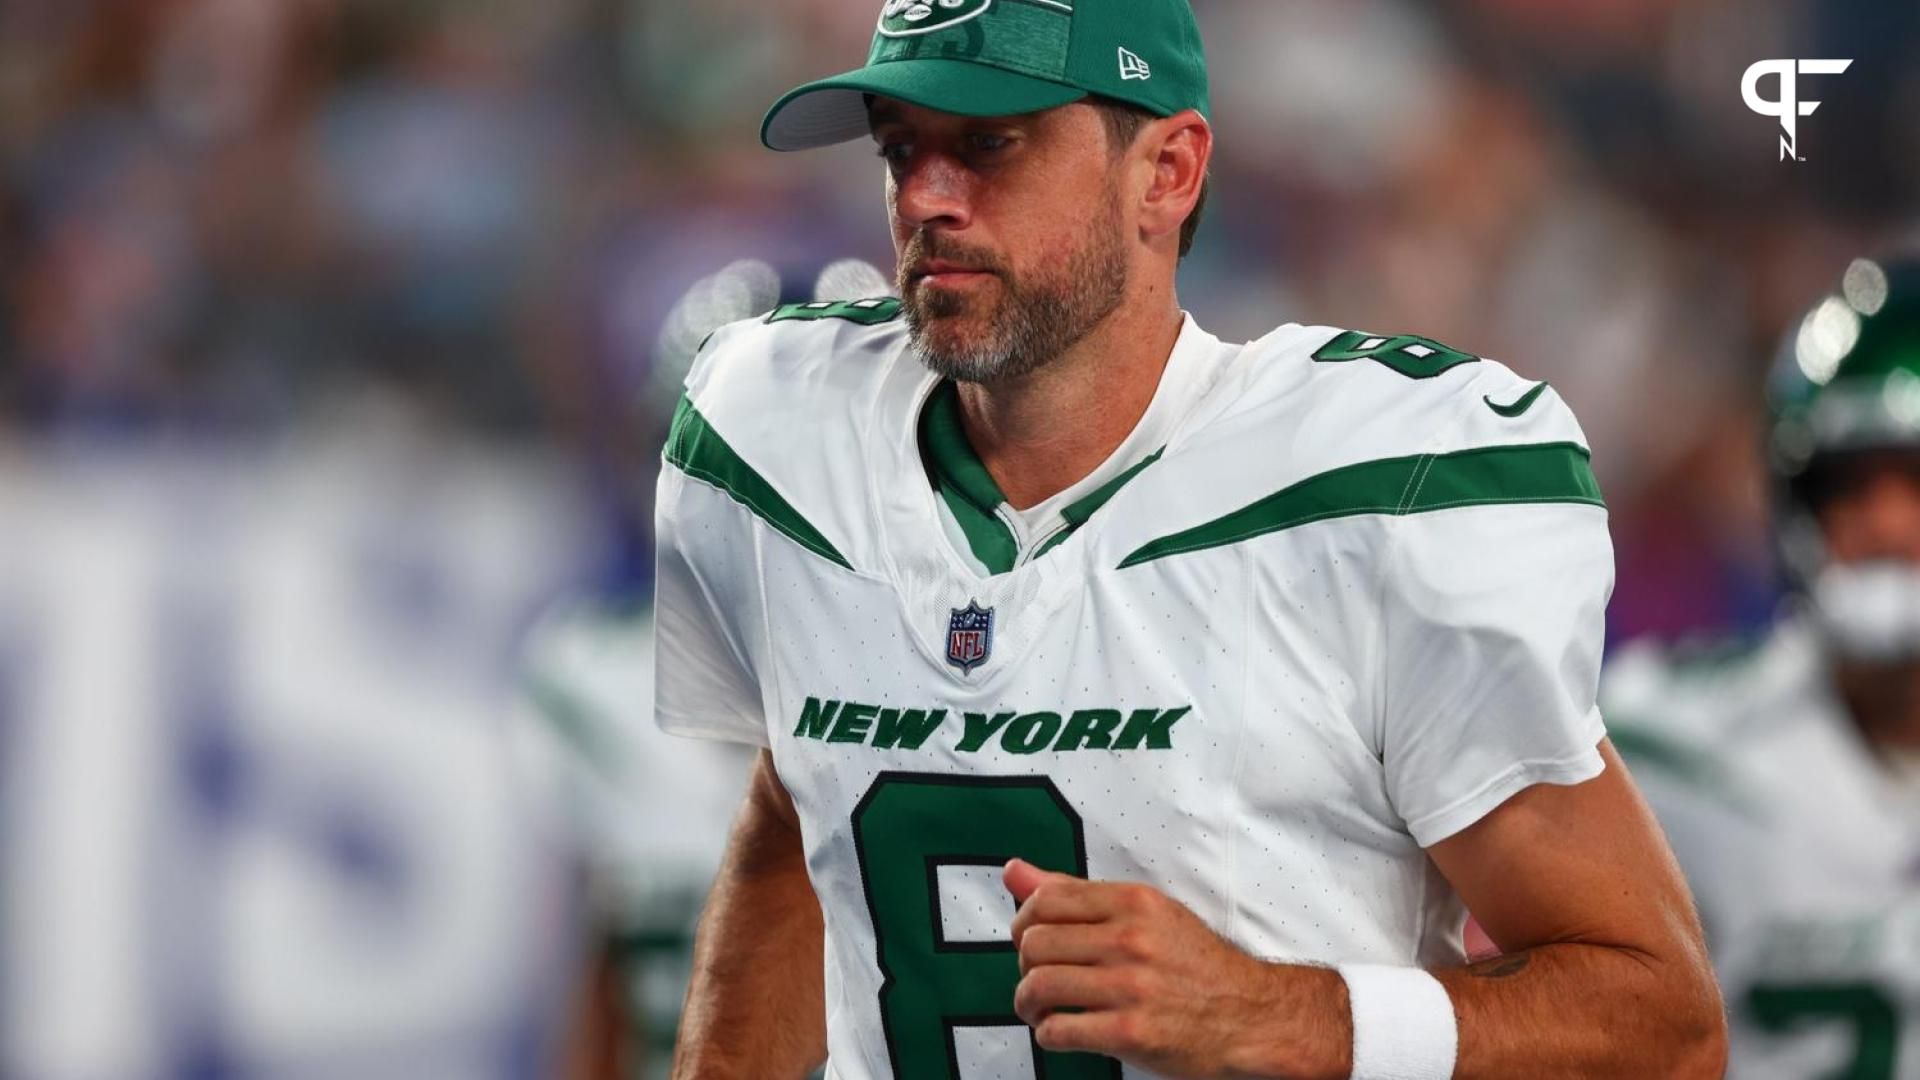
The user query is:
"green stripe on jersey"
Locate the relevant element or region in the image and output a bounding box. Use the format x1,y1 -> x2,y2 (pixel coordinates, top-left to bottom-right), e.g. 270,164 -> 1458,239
665,396 -> 853,570
940,487 -> 1019,576
1032,447 -> 1168,563
921,381 -> 1170,575
1062,447 -> 1166,528
1606,721 -> 1761,820
920,383 -> 1019,575
1120,441 -> 1602,568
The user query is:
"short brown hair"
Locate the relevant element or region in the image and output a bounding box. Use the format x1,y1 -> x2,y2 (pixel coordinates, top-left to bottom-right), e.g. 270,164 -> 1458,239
1092,98 -> 1208,259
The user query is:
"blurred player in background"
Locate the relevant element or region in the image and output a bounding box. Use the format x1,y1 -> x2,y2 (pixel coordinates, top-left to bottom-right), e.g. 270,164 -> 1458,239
1607,252 -> 1920,1078
516,598 -> 753,1078
512,260 -> 886,1078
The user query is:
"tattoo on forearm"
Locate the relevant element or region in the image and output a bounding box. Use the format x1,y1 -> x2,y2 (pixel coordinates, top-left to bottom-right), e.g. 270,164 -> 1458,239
1467,952 -> 1533,979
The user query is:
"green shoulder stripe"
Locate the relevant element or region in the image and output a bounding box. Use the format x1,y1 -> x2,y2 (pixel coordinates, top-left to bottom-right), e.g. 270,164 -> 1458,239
1606,719 -> 1761,820
665,396 -> 853,570
521,673 -> 621,781
1030,447 -> 1167,563
1119,441 -> 1601,568
1607,723 -> 1715,788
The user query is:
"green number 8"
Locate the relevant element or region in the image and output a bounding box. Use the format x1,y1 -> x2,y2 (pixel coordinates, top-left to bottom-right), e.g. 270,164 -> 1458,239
1312,330 -> 1479,380
851,772 -> 1121,1079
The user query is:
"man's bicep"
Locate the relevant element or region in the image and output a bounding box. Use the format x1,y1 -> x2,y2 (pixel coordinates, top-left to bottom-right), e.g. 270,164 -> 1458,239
1426,740 -> 1703,957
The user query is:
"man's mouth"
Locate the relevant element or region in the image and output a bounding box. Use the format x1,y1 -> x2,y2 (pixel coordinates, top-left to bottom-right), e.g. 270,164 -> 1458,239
911,261 -> 996,287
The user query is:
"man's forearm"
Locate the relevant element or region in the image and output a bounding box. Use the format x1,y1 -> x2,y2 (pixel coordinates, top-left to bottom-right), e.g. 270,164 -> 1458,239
673,754 -> 826,1079
1229,943 -> 1723,1080
1438,942 -> 1724,1079
1012,751 -> 1725,1077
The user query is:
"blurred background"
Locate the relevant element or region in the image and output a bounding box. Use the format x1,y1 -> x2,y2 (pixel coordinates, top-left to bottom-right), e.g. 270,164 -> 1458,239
0,0 -> 1914,1077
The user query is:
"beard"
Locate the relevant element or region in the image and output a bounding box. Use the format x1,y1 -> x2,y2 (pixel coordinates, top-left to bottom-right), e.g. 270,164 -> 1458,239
897,189 -> 1129,385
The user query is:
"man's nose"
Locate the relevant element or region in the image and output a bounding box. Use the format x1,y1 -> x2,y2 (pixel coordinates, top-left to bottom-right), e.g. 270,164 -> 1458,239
892,153 -> 974,233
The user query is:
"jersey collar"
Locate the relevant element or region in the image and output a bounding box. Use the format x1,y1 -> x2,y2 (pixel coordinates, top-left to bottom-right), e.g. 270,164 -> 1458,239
913,313 -> 1213,572
920,381 -> 1023,574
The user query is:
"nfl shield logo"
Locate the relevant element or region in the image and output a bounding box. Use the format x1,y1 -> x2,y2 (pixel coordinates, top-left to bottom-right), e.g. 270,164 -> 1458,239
946,601 -> 994,674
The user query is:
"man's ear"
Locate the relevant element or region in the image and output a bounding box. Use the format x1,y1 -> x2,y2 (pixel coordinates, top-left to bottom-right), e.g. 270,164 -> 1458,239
1136,111 -> 1211,250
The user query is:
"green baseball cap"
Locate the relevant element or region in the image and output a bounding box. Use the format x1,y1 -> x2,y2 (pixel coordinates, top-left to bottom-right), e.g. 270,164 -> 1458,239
762,0 -> 1210,152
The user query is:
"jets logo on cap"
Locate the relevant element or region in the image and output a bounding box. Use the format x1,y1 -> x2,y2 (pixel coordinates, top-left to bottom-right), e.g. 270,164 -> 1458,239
1118,47 -> 1152,81
879,0 -> 993,38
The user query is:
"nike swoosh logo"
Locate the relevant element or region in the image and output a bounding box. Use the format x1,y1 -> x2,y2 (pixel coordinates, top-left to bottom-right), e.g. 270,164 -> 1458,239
1484,381 -> 1548,418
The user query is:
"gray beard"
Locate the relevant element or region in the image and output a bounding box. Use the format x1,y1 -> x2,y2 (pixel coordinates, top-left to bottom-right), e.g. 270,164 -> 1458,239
899,203 -> 1129,385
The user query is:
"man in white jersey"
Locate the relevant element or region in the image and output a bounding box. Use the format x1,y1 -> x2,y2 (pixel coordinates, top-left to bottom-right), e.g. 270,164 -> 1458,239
1606,254 -> 1920,1079
654,1 -> 1725,1076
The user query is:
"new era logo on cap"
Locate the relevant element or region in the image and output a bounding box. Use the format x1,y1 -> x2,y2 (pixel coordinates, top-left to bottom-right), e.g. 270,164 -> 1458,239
1119,46 -> 1152,81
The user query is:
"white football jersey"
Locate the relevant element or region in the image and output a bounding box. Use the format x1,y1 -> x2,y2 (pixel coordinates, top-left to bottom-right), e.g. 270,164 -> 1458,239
1606,624 -> 1920,1080
655,300 -> 1614,1080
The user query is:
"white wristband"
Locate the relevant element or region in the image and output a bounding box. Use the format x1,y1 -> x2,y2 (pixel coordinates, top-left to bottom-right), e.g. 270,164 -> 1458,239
1338,964 -> 1458,1080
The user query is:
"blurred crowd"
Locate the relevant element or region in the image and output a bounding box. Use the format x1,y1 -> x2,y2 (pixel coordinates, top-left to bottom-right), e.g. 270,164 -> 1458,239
0,0 -> 1914,637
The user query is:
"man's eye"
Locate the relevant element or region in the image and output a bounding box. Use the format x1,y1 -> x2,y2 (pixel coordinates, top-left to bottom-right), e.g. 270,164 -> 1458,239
877,142 -> 912,164
966,133 -> 1010,154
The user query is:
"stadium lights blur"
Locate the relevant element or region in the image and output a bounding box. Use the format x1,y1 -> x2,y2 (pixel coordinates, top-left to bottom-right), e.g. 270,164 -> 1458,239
1842,257 -> 1890,316
653,258 -> 782,403
1795,295 -> 1861,386
1886,369 -> 1920,428
814,258 -> 892,305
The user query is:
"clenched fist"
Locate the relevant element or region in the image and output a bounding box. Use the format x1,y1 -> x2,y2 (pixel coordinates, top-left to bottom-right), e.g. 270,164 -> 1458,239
1004,859 -> 1351,1080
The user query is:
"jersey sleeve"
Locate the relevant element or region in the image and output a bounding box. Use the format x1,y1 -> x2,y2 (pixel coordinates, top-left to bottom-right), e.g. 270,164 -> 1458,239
1374,381 -> 1615,847
653,459 -> 771,747
1378,500 -> 1612,845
